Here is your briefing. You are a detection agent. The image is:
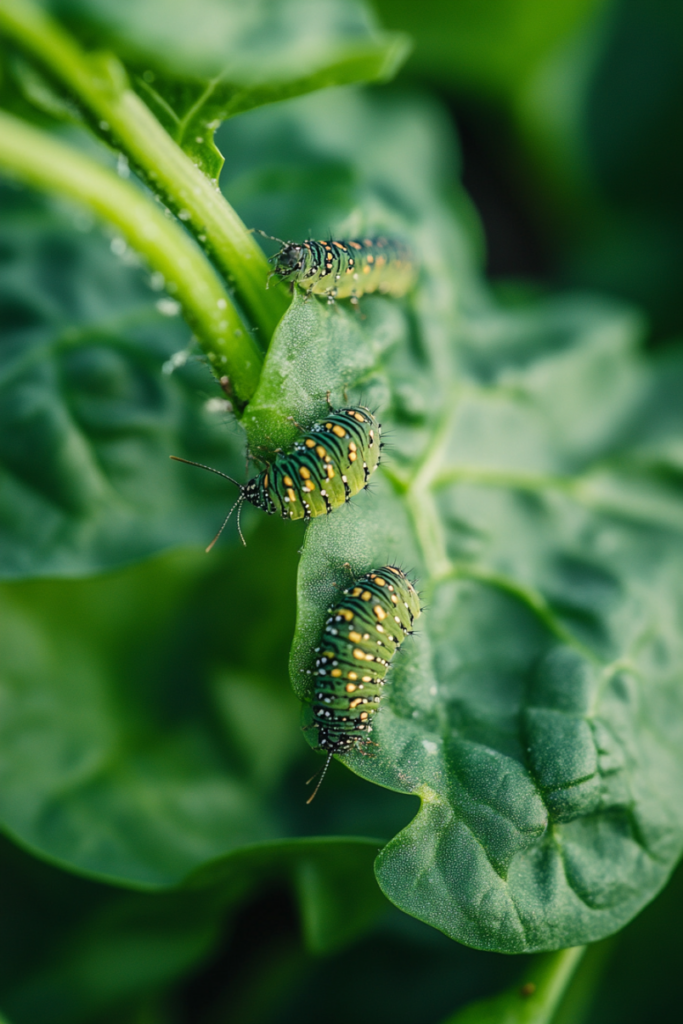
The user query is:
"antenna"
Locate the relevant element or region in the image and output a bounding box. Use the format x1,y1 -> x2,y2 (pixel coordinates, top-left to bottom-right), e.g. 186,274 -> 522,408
169,455 -> 247,547
255,228 -> 286,245
305,751 -> 334,804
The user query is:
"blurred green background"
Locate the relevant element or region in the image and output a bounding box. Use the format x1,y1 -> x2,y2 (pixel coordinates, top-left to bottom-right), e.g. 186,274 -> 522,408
1,1 -> 682,1021
373,0 -> 683,341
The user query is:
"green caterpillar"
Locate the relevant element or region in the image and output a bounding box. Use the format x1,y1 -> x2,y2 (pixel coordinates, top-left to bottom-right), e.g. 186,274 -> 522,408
305,565 -> 421,802
266,235 -> 417,304
171,405 -> 381,548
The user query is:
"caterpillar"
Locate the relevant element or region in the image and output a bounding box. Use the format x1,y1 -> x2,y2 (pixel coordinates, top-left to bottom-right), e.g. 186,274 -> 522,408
170,405 -> 381,548
263,234 -> 417,305
305,565 -> 421,803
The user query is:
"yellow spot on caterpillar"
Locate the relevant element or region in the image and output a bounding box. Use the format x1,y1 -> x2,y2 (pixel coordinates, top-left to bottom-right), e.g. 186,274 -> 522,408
349,698 -> 362,708
348,451 -> 357,462
353,648 -> 366,660
339,609 -> 353,621
349,442 -> 357,451
331,668 -> 342,677
305,438 -> 315,448
324,650 -> 334,657
315,445 -> 327,458
299,466 -> 311,479
366,254 -> 374,264
287,488 -> 297,503
364,653 -> 374,662
346,683 -> 357,692
362,675 -> 372,683
284,475 -> 293,486
347,671 -> 358,680
349,241 -> 362,250
349,631 -> 362,642
326,464 -> 335,479
360,711 -> 369,720
363,266 -> 371,274
375,578 -> 386,586
374,605 -> 387,620
363,239 -> 373,247
361,590 -> 372,601
332,425 -> 346,438
263,474 -> 269,488
391,594 -> 399,604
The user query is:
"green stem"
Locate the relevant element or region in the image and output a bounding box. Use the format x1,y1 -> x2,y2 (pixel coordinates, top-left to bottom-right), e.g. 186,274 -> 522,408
0,0 -> 290,342
442,946 -> 586,1024
0,109 -> 263,403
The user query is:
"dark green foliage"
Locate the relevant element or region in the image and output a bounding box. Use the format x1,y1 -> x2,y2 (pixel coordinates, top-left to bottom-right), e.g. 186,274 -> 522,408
0,184 -> 247,578
1,1 -> 682,1021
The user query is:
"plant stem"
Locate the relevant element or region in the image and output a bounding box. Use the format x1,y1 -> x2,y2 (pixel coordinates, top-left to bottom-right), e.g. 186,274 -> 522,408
0,0 -> 290,343
442,946 -> 586,1024
0,109 -> 263,403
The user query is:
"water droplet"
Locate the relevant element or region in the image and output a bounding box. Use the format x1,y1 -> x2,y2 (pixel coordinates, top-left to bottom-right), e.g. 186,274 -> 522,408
156,298 -> 181,317
217,298 -> 227,310
162,349 -> 189,374
116,153 -> 129,179
149,271 -> 165,291
205,397 -> 232,414
195,136 -> 204,144
178,210 -> 191,221
110,237 -> 127,257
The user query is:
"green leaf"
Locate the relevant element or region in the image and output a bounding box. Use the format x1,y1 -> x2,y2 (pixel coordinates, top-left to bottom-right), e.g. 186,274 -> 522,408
223,89 -> 683,952
40,0 -> 410,177
0,542 -> 292,886
0,515 -> 393,967
0,831 -> 387,1023
293,305 -> 683,952
0,185 -> 248,579
371,0 -> 605,96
